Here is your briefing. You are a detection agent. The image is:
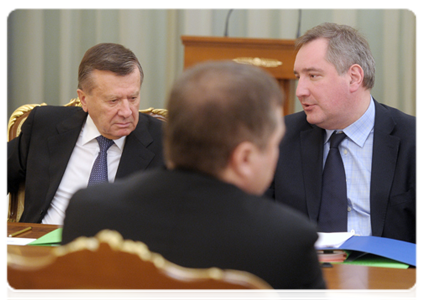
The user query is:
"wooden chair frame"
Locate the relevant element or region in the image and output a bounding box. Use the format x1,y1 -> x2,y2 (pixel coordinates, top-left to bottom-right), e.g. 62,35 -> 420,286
8,229 -> 272,289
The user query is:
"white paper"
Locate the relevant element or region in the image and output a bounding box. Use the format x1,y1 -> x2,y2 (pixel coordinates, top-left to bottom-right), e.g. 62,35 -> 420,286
7,237 -> 37,245
314,232 -> 354,249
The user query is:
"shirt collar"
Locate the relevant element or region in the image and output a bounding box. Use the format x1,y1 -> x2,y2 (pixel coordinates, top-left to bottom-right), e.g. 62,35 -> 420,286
81,114 -> 126,150
324,96 -> 375,147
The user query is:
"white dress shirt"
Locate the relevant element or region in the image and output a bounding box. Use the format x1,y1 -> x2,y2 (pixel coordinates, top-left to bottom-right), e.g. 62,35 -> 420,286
323,97 -> 375,236
42,115 -> 126,225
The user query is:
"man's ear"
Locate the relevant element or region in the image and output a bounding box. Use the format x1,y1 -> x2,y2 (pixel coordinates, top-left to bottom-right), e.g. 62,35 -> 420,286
229,141 -> 256,180
77,89 -> 89,112
348,64 -> 364,92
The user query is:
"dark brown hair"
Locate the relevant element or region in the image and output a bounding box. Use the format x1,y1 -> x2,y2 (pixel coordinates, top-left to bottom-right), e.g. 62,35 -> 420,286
164,61 -> 284,177
78,43 -> 144,93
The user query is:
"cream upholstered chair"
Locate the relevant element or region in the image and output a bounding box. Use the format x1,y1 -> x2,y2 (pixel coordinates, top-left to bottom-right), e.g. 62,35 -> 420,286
7,229 -> 272,289
7,98 -> 167,222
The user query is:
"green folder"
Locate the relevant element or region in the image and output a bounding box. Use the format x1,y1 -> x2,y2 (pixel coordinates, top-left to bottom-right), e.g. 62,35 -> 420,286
28,228 -> 63,246
343,252 -> 410,269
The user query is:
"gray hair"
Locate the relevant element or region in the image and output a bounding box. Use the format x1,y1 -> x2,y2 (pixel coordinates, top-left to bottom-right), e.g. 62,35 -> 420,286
296,22 -> 375,89
78,43 -> 144,93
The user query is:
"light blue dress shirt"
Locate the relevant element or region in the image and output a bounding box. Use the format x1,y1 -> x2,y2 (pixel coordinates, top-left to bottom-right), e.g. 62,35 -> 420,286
323,98 -> 375,236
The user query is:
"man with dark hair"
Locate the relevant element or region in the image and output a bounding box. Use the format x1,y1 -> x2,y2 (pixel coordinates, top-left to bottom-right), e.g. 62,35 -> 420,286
8,43 -> 164,225
62,61 -> 326,289
267,23 -> 415,243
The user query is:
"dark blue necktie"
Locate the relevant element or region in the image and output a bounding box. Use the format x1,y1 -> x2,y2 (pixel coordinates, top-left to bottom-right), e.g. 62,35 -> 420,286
318,131 -> 348,232
88,136 -> 114,186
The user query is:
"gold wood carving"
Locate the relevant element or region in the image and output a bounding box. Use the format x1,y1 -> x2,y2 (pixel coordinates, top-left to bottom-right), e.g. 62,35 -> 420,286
7,103 -> 47,141
65,97 -> 82,107
233,57 -> 282,68
139,107 -> 168,118
8,229 -> 272,289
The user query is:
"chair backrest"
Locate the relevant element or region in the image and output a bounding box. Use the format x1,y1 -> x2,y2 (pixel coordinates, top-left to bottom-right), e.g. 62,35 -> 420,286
8,230 -> 272,289
7,98 -> 167,222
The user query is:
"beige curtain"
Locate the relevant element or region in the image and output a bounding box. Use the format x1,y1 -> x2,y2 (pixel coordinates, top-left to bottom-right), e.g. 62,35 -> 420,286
7,9 -> 415,118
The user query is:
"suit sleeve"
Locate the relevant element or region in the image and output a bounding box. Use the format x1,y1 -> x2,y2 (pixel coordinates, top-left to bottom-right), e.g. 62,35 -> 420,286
7,107 -> 38,194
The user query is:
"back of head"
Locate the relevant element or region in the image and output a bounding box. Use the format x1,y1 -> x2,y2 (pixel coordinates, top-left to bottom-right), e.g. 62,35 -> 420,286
296,22 -> 375,89
78,43 -> 144,93
164,61 -> 284,177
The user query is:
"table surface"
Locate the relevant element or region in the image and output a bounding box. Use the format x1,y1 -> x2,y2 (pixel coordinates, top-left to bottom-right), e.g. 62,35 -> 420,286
7,222 -> 416,289
8,222 -> 60,239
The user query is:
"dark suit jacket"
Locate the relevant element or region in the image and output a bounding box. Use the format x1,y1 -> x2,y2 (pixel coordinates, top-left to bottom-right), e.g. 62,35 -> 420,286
8,105 -> 165,223
266,100 -> 416,243
62,168 -> 326,289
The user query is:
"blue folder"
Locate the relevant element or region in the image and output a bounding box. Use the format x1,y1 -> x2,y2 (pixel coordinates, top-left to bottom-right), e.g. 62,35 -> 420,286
325,235 -> 415,267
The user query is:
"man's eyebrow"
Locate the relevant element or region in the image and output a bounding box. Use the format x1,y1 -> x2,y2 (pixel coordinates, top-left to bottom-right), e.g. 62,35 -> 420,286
104,90 -> 140,99
294,67 -> 324,74
294,68 -> 325,78
104,94 -> 119,100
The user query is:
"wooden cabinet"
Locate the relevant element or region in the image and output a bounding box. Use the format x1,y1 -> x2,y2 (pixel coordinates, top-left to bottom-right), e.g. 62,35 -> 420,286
181,36 -> 298,115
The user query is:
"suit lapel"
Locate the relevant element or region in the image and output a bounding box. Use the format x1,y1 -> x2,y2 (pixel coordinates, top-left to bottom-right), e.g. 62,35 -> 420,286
45,111 -> 157,196
45,109 -> 87,202
370,102 -> 400,237
116,114 -> 156,178
300,126 -> 325,222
